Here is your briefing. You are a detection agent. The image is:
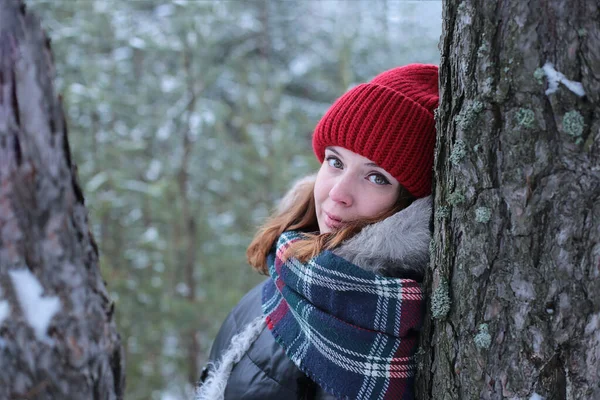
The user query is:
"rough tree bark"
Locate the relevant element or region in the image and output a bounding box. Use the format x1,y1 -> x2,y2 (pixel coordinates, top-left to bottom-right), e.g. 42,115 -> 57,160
417,0 -> 600,399
0,1 -> 125,399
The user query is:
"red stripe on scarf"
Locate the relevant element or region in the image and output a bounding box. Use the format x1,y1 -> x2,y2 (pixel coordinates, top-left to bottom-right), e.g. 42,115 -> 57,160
266,295 -> 289,328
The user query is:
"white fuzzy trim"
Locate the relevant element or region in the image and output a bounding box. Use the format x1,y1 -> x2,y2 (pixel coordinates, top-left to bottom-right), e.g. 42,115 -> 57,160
195,316 -> 266,400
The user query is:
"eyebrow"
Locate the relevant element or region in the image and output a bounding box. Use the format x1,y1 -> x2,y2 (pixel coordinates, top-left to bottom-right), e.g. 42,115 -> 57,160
327,147 -> 382,168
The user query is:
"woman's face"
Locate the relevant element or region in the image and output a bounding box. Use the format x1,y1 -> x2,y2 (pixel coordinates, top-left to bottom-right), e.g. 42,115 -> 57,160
314,146 -> 400,233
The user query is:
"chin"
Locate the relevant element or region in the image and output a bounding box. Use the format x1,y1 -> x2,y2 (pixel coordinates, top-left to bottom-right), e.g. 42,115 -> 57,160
317,219 -> 330,234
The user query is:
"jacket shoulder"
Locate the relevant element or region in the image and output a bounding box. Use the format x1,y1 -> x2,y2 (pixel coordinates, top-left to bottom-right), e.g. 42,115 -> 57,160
207,280 -> 318,399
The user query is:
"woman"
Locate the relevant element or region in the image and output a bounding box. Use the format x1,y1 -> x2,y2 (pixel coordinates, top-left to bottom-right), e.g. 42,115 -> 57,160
197,64 -> 438,400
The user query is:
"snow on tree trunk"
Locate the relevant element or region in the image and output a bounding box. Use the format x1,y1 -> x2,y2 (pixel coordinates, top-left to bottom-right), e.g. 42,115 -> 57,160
417,0 -> 600,399
0,1 -> 124,399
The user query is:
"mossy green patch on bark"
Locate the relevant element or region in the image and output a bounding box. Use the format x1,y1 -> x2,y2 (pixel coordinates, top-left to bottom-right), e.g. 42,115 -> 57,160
515,108 -> 536,129
448,190 -> 466,206
431,278 -> 451,319
429,239 -> 438,259
454,101 -> 484,132
450,140 -> 467,166
562,110 -> 585,143
437,205 -> 451,221
474,324 -> 492,349
475,207 -> 491,223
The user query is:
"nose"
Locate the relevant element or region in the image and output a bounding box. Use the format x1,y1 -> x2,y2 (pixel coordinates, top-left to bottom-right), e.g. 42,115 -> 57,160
329,175 -> 354,206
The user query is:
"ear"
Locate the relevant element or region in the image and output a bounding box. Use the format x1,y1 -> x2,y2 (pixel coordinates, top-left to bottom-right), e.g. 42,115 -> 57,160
276,174 -> 317,215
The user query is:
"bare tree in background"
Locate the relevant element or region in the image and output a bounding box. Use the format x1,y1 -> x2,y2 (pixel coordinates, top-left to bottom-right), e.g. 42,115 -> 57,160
418,0 -> 599,399
0,1 -> 124,399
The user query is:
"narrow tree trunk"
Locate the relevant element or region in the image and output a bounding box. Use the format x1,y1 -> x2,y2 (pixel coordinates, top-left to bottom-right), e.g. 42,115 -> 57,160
417,0 -> 600,399
180,46 -> 200,386
0,1 -> 125,399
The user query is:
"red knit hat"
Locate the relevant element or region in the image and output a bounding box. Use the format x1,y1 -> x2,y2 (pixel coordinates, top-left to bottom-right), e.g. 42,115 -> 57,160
312,64 -> 439,198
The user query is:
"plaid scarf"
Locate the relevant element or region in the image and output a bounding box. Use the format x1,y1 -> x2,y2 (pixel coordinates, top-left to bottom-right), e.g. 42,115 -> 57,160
262,231 -> 424,400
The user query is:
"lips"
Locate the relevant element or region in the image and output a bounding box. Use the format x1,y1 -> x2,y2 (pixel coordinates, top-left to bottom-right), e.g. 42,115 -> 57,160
324,211 -> 345,229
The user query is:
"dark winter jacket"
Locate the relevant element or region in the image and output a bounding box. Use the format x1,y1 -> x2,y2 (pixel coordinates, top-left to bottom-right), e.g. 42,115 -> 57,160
196,177 -> 432,400
201,279 -> 335,399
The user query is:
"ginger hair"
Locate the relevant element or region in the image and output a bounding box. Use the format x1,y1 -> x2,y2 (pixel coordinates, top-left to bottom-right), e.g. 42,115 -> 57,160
246,179 -> 414,274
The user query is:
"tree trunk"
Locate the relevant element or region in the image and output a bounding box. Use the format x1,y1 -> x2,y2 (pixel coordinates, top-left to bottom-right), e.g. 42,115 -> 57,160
180,45 -> 200,387
0,1 -> 125,399
417,0 -> 600,399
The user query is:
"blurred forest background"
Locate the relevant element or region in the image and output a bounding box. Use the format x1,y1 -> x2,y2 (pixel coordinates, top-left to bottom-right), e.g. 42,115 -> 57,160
29,1 -> 441,399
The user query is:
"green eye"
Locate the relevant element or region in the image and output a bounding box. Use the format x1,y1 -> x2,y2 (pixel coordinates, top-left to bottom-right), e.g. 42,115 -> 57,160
326,156 -> 343,169
368,174 -> 390,185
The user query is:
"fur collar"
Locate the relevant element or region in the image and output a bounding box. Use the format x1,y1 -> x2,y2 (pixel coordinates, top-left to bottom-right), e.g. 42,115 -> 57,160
279,175 -> 432,279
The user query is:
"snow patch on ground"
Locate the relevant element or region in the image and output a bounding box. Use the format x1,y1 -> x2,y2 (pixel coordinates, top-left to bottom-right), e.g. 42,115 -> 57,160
530,393 -> 544,400
542,62 -> 586,97
9,269 -> 61,341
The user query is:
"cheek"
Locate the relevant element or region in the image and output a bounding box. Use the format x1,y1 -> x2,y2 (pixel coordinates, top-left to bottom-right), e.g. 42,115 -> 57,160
359,191 -> 398,217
